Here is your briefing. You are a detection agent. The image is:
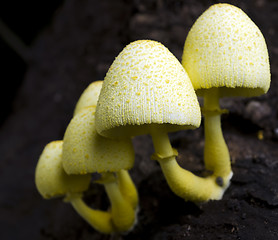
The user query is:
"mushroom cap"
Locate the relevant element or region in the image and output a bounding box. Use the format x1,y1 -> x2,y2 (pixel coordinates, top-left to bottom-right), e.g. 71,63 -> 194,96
74,80 -> 103,116
35,141 -> 91,199
95,40 -> 201,139
182,3 -> 270,98
62,106 -> 134,175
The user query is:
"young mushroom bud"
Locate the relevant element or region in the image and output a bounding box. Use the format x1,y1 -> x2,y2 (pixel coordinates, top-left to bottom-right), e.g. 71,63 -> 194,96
96,40 -> 226,202
74,80 -> 103,116
35,141 -> 115,234
63,106 -> 137,232
182,3 -> 271,190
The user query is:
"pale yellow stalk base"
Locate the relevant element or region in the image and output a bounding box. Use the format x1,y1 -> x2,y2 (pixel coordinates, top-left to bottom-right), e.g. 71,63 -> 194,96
116,169 -> 139,210
68,171 -> 137,234
159,157 -> 225,202
69,196 -> 115,234
203,88 -> 233,188
102,172 -> 136,232
151,127 -> 226,202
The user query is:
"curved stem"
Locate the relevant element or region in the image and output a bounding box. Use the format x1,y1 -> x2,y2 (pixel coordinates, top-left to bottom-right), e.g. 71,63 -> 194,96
203,89 -> 232,186
103,172 -> 136,232
116,169 -> 139,210
150,128 -> 224,202
159,157 -> 224,202
69,196 -> 115,234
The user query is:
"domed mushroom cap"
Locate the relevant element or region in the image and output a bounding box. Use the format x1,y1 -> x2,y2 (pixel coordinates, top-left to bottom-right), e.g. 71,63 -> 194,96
35,141 -> 91,199
74,81 -> 103,116
96,40 -> 201,139
63,106 -> 134,175
182,3 -> 270,98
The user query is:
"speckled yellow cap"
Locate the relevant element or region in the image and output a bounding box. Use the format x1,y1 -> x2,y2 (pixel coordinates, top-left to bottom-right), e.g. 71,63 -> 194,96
62,106 -> 134,175
182,3 -> 270,98
74,81 -> 103,116
35,141 -> 91,199
95,40 -> 201,139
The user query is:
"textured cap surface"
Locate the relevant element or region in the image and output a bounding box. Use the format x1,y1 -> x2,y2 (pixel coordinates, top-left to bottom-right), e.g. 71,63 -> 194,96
74,80 -> 103,116
95,40 -> 201,138
182,3 -> 270,97
63,106 -> 134,174
35,141 -> 91,199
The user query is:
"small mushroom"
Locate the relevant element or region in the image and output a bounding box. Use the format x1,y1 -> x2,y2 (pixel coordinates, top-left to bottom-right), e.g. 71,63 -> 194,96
74,80 -> 103,116
35,141 -> 115,234
96,40 -> 225,202
63,106 -> 137,232
72,80 -> 138,210
182,3 -> 270,189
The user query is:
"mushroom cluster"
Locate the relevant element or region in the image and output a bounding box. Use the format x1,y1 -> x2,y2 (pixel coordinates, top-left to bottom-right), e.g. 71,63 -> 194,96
36,81 -> 138,234
35,3 -> 270,235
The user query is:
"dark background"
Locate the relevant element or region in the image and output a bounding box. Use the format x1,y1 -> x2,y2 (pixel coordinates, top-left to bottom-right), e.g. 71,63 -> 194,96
0,0 -> 277,239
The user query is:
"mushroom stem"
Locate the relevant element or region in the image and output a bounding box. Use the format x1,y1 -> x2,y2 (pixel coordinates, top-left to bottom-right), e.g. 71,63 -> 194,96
68,196 -> 115,234
203,88 -> 233,186
151,128 -> 174,157
150,128 -> 224,202
102,172 -> 136,232
116,169 -> 139,210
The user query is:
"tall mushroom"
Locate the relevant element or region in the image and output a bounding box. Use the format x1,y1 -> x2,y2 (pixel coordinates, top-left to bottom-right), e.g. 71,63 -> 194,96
95,40 -> 226,202
35,141 -> 115,234
182,3 -> 270,189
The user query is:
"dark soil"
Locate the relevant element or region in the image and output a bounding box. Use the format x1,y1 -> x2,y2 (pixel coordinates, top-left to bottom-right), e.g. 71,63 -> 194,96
1,0 -> 278,239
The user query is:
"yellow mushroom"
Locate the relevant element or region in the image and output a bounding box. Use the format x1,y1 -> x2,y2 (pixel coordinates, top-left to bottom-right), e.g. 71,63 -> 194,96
72,80 -> 138,211
96,40 -> 226,202
63,106 -> 137,232
74,80 -> 103,116
182,3 -> 270,190
35,141 -> 115,234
